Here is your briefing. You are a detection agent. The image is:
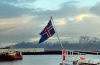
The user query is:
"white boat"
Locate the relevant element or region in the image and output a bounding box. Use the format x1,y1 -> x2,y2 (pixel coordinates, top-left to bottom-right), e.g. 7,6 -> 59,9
73,57 -> 100,65
60,50 -> 100,65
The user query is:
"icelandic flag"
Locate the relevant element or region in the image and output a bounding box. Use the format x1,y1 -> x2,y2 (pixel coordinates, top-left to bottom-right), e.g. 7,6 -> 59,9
39,19 -> 55,43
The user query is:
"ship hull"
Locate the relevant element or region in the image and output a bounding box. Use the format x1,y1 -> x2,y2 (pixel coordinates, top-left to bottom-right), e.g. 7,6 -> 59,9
0,52 -> 22,61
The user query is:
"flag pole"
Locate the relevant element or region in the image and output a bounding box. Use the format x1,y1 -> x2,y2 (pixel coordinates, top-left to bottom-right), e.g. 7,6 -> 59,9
50,16 -> 64,49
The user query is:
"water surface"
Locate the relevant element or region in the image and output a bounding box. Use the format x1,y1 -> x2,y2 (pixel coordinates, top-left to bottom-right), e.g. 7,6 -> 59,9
0,55 -> 100,65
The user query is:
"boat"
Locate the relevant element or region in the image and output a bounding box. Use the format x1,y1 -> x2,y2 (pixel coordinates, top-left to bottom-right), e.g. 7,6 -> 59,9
73,57 -> 100,65
60,50 -> 100,65
0,51 -> 22,61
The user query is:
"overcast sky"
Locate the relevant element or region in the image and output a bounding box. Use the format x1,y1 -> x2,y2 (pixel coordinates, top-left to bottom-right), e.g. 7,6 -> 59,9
0,0 -> 100,47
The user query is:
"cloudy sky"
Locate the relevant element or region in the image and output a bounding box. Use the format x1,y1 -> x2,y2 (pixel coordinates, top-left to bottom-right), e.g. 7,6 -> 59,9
0,0 -> 100,47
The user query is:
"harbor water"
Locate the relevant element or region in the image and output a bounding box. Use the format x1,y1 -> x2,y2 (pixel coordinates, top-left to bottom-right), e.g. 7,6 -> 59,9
0,55 -> 100,65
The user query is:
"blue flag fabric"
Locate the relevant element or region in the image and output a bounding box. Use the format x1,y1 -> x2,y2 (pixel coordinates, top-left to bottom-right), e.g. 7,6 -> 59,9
39,19 -> 55,43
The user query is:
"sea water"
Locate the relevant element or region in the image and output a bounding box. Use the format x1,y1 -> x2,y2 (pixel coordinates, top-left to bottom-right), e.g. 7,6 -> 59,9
0,55 -> 100,65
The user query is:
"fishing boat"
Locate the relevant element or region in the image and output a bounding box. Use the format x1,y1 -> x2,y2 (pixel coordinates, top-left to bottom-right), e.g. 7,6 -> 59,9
0,51 -> 22,61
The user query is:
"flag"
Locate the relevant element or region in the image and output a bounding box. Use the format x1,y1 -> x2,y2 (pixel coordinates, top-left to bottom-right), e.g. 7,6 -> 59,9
62,49 -> 66,60
39,19 -> 55,43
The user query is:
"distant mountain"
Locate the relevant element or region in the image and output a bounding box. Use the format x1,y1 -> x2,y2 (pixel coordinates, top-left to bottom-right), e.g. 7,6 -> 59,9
7,36 -> 99,51
11,41 -> 63,50
11,40 -> 100,51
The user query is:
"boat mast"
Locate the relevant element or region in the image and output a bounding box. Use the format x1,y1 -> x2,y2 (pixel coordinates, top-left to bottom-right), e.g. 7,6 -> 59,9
50,16 -> 64,49
51,16 -> 65,64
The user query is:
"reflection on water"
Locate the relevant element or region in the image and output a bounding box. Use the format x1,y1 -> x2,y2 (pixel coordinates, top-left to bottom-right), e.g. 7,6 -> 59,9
0,55 -> 100,65
0,60 -> 23,65
0,55 -> 62,65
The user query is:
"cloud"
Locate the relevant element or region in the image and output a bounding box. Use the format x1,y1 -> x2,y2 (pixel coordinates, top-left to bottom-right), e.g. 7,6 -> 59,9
71,14 -> 100,36
0,0 -> 36,5
55,18 -> 67,26
0,0 -> 100,46
0,16 -> 34,25
34,1 -> 90,23
0,15 -> 38,44
34,1 -> 100,39
0,0 -> 88,19
75,14 -> 89,23
0,16 -> 34,33
0,0 -> 36,18
34,2 -> 78,20
90,2 -> 100,16
29,37 -> 40,42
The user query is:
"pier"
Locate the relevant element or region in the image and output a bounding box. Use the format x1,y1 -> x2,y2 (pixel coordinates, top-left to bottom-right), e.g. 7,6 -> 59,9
0,48 -> 44,53
0,48 -> 100,55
